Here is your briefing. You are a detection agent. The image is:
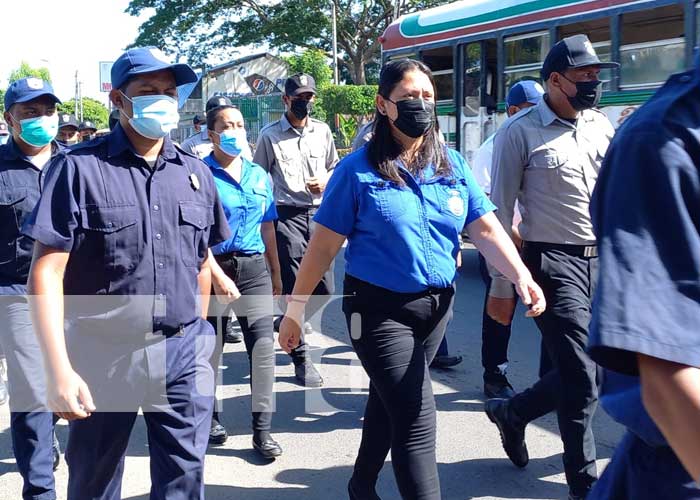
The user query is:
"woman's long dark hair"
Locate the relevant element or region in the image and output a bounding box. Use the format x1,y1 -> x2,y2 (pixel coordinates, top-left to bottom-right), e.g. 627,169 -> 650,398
366,59 -> 451,184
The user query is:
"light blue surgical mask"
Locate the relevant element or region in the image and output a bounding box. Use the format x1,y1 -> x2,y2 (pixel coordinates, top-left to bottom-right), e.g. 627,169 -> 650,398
215,129 -> 247,158
120,92 -> 179,140
11,114 -> 59,147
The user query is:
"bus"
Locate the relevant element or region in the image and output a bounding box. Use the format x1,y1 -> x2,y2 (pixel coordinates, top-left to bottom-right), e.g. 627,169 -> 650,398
381,0 -> 694,164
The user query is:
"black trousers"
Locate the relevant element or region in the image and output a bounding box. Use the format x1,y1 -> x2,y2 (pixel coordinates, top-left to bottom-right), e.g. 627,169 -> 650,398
275,206 -> 335,355
208,253 -> 275,433
509,245 -> 599,496
343,274 -> 454,500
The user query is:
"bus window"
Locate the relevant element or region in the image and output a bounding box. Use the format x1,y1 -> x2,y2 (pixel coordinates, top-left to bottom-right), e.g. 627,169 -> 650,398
463,42 -> 481,117
620,4 -> 685,89
559,18 -> 612,90
504,31 -> 550,89
422,46 -> 453,102
388,53 -> 417,61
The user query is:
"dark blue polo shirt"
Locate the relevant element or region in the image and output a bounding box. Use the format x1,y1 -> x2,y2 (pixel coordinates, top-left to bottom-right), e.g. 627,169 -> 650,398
23,124 -> 230,333
589,65 -> 700,445
0,138 -> 62,295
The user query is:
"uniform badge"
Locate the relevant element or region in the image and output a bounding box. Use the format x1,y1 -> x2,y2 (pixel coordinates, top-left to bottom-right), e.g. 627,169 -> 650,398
300,75 -> 308,86
26,78 -> 43,90
447,189 -> 464,217
189,173 -> 200,191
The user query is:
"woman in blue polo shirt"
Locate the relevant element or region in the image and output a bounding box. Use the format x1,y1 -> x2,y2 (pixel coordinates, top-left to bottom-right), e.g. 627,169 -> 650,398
279,59 -> 546,499
204,104 -> 284,459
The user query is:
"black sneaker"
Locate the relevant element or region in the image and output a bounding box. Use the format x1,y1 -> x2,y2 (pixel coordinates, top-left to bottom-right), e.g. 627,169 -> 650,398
291,354 -> 323,387
430,355 -> 463,369
52,431 -> 60,471
484,378 -> 516,399
224,318 -> 243,343
484,398 -> 529,468
209,417 -> 228,445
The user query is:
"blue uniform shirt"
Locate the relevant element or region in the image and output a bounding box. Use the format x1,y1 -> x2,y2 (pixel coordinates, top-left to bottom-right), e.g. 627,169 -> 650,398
23,124 -> 230,333
204,153 -> 277,255
0,138 -> 63,295
589,65 -> 700,445
314,146 -> 494,293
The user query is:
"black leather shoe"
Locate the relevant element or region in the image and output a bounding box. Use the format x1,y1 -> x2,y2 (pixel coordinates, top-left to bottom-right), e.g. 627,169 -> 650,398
291,352 -> 323,387
430,355 -> 463,369
253,435 -> 283,459
209,418 -> 228,445
485,398 -> 529,468
52,431 -> 60,471
348,475 -> 381,500
484,378 -> 516,399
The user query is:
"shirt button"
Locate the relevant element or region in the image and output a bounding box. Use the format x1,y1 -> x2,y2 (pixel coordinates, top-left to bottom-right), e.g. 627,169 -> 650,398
107,222 -> 114,228
155,233 -> 162,240
153,204 -> 160,211
158,262 -> 164,269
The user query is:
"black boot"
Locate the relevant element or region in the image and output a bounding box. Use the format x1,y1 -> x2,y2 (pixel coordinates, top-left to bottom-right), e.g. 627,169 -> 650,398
290,349 -> 323,387
484,371 -> 516,399
485,398 -> 529,468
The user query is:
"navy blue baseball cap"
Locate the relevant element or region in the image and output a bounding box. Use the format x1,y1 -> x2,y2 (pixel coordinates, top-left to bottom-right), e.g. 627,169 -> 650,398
4,77 -> 61,110
111,47 -> 198,90
506,80 -> 545,108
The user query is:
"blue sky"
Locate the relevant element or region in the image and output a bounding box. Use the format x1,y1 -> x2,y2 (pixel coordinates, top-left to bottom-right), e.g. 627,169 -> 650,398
0,1 -> 152,106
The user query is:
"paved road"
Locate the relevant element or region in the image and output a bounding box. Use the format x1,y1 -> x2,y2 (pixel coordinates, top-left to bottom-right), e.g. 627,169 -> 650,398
0,247 -> 623,499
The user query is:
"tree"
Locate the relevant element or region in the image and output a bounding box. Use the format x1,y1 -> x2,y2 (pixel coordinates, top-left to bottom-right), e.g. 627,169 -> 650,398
284,49 -> 333,89
58,98 -> 110,129
8,61 -> 52,84
0,89 -> 5,114
126,0 -> 449,84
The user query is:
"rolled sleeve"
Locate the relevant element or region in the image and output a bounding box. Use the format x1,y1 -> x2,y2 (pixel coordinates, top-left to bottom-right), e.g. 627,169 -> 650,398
313,161 -> 356,236
22,155 -> 79,251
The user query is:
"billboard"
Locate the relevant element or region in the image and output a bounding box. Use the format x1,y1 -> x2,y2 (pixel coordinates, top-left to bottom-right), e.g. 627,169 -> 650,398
99,62 -> 113,92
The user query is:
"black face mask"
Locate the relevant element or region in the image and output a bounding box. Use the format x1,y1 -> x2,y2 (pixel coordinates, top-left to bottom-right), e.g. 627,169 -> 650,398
290,98 -> 313,120
561,75 -> 602,111
387,98 -> 435,138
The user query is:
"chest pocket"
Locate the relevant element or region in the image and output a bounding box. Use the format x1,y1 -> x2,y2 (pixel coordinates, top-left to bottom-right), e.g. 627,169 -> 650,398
528,148 -> 580,191
80,205 -> 141,275
435,178 -> 469,219
179,202 -> 213,268
0,189 -> 28,266
367,180 -> 414,223
245,185 -> 268,221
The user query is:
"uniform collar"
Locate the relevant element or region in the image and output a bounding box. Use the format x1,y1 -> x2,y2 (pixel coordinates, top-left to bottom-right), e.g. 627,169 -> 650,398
107,123 -> 179,162
537,96 -> 582,128
280,113 -> 314,134
0,136 -> 62,161
204,151 -> 250,173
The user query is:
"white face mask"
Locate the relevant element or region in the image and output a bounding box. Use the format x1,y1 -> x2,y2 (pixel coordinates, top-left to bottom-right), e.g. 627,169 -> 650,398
120,92 -> 180,140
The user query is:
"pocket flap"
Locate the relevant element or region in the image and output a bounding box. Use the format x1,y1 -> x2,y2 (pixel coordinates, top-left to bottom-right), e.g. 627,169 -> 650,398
0,188 -> 27,206
179,202 -> 212,230
80,205 -> 138,233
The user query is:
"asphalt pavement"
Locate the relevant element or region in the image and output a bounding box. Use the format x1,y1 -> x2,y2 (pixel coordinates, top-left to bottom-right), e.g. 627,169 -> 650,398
0,247 -> 624,499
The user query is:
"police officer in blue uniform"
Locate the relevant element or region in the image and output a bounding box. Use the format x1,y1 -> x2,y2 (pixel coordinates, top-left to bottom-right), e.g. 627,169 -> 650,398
1,77 -> 63,500
587,58 -> 700,500
24,47 -> 230,500
203,102 -> 283,458
279,59 -> 546,500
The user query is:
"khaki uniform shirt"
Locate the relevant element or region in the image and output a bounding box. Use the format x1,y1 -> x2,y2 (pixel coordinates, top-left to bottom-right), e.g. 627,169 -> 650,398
489,98 -> 615,298
253,114 -> 338,207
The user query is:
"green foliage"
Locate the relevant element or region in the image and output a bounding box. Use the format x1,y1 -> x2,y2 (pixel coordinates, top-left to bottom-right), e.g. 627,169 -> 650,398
337,114 -> 358,148
126,0 -> 450,84
0,89 -> 5,113
8,61 -> 52,84
57,98 -> 110,129
285,49 -> 333,89
320,85 -> 377,116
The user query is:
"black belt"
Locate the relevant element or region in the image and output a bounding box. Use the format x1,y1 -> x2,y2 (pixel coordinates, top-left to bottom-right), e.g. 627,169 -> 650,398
277,205 -> 317,213
523,241 -> 598,258
217,251 -> 262,259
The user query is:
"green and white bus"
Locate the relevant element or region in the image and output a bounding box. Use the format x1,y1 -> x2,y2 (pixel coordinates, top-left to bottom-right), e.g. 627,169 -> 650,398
381,0 -> 694,163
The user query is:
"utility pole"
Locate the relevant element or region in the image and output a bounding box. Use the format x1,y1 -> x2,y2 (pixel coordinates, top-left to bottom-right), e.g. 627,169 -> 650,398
74,71 -> 79,118
331,1 -> 339,85
395,0 -> 404,19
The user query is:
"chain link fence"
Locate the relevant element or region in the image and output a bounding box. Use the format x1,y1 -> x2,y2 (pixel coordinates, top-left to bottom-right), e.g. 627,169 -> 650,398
227,94 -> 286,146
